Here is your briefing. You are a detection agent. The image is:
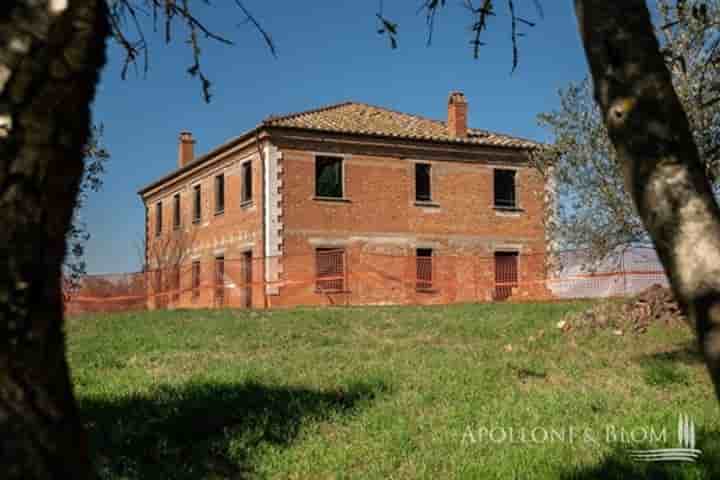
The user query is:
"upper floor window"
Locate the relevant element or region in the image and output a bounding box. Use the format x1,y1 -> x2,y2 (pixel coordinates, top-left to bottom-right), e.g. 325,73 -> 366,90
173,193 -> 181,229
242,161 -> 253,203
315,156 -> 343,198
155,201 -> 162,236
215,173 -> 225,214
415,163 -> 432,202
192,185 -> 201,223
494,169 -> 517,209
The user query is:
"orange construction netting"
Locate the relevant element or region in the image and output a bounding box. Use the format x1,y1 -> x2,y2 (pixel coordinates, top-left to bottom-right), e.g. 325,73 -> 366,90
64,249 -> 670,315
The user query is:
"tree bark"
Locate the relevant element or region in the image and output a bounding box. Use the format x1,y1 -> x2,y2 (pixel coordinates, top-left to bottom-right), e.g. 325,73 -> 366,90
0,1 -> 109,478
575,1 -> 720,401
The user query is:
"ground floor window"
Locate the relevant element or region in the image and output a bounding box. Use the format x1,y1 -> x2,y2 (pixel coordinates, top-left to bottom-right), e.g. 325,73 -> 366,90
494,251 -> 519,300
316,248 -> 346,292
215,255 -> 225,306
191,261 -> 200,302
416,248 -> 433,291
171,266 -> 180,303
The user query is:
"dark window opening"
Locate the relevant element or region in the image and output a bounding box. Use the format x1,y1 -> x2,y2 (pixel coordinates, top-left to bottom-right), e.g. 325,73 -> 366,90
416,248 -> 433,291
415,164 -> 432,202
191,260 -> 200,302
173,194 -> 181,229
215,255 -> 225,306
315,156 -> 343,198
215,174 -> 225,214
494,169 -> 517,209
316,248 -> 345,292
155,201 -> 162,236
242,162 -> 253,203
193,185 -> 201,223
242,251 -> 253,308
193,185 -> 202,223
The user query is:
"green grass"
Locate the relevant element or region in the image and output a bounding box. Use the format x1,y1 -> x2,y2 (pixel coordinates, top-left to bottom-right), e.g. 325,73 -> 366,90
67,302 -> 720,479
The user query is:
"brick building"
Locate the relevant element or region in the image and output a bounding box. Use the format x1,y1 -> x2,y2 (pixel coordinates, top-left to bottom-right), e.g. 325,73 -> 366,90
138,92 -> 547,308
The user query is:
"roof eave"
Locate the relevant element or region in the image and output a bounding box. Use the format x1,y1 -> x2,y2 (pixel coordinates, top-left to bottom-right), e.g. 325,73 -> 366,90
137,125 -> 268,197
264,124 -> 541,151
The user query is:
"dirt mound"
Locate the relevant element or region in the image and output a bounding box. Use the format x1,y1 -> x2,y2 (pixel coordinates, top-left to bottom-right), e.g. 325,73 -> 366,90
560,284 -> 687,334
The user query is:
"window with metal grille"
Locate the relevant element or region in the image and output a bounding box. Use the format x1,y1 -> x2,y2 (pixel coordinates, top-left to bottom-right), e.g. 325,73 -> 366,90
315,156 -> 343,198
415,163 -> 431,202
416,248 -> 433,291
154,269 -> 166,308
316,248 -> 345,292
242,162 -> 252,203
193,185 -> 201,223
215,255 -> 225,305
215,174 -> 225,214
171,266 -> 180,303
494,251 -> 519,300
191,260 -> 200,302
173,193 -> 181,229
494,169 -> 517,209
155,201 -> 162,236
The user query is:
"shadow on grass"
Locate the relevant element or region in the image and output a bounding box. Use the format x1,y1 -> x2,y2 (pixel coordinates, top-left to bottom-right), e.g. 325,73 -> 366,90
81,379 -> 389,479
560,429 -> 720,480
638,341 -> 703,366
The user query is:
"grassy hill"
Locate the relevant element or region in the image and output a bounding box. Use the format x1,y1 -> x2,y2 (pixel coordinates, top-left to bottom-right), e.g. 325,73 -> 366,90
67,302 -> 720,479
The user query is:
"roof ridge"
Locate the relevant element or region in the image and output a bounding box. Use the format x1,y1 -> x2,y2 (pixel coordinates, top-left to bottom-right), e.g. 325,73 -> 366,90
263,100 -> 356,125
349,101 -> 447,126
468,126 -> 539,144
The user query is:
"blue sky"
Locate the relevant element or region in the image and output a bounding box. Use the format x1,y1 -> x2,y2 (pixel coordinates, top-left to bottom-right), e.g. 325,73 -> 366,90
84,1 -> 588,274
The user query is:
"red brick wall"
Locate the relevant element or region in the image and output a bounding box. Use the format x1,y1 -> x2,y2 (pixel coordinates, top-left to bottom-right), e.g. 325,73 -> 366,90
274,146 -> 547,306
144,145 -> 266,308
143,138 -> 548,309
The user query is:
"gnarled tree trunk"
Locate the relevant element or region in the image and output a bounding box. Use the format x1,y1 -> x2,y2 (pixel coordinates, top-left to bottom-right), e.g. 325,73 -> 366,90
0,1 -> 109,478
575,0 -> 720,401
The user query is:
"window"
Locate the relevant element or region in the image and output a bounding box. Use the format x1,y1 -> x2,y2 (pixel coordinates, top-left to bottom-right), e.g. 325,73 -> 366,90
315,156 -> 343,198
494,169 -> 517,209
415,163 -> 432,202
242,251 -> 253,308
154,269 -> 166,308
242,162 -> 253,203
193,185 -> 201,223
191,260 -> 200,302
494,251 -> 519,300
215,174 -> 225,214
316,248 -> 345,292
155,201 -> 162,236
416,248 -> 433,291
171,266 -> 180,303
214,255 -> 225,306
173,193 -> 181,229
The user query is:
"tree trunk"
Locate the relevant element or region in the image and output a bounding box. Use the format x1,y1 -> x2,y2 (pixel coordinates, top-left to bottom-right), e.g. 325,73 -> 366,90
575,0 -> 720,401
0,2 -> 109,478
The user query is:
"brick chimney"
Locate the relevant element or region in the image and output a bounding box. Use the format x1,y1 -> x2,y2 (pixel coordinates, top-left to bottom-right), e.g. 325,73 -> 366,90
447,91 -> 468,138
178,131 -> 195,168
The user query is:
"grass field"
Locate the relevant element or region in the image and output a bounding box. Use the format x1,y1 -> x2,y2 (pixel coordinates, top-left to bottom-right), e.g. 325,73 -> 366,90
67,302 -> 720,479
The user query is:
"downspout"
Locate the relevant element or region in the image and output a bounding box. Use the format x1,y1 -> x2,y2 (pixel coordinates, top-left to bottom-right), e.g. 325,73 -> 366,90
255,131 -> 267,309
143,202 -> 148,272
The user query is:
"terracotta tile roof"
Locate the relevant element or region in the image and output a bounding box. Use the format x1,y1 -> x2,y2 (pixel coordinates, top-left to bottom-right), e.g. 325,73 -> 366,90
263,101 -> 540,149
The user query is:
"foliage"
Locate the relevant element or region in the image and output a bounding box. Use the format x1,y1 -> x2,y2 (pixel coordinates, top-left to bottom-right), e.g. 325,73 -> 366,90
64,125 -> 110,299
536,0 -> 720,263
